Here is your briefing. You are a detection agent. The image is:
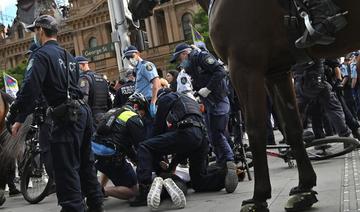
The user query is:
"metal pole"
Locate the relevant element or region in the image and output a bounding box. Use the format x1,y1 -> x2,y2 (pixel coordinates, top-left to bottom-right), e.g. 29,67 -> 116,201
107,0 -> 132,79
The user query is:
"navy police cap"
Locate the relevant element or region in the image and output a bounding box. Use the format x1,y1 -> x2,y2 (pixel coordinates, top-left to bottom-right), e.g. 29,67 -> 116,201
123,45 -> 139,58
170,43 -> 191,63
75,56 -> 89,64
27,15 -> 58,32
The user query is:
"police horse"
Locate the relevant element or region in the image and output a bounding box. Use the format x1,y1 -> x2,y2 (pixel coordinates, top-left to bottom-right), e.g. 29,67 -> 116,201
129,0 -> 360,211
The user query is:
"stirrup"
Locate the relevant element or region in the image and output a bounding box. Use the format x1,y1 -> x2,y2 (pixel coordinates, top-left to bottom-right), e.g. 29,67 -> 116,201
296,11 -> 348,48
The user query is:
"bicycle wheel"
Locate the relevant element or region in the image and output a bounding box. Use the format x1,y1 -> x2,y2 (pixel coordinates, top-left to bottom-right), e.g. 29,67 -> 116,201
305,136 -> 358,161
20,151 -> 53,204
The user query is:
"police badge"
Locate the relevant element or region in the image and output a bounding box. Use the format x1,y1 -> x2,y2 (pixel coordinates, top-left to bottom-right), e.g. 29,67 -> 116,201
205,57 -> 215,65
146,63 -> 153,71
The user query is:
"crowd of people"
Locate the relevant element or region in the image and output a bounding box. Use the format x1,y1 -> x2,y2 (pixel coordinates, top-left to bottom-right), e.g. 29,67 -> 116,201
0,13 -> 360,212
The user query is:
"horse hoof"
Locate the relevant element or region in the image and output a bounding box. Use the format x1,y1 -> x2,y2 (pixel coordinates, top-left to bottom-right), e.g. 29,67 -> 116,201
284,188 -> 318,212
240,199 -> 269,212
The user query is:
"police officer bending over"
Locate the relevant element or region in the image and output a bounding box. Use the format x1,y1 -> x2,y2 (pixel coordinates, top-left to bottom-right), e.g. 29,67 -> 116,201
130,89 -> 238,207
92,93 -> 148,200
76,56 -> 112,121
5,15 -> 104,212
170,43 -> 235,166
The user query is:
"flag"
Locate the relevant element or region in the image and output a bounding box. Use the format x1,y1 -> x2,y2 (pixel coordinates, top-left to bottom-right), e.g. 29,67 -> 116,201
3,73 -> 19,98
191,25 -> 207,50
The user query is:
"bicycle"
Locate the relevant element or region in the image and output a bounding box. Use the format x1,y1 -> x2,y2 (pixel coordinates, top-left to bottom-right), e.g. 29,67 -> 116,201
18,105 -> 54,204
244,136 -> 359,168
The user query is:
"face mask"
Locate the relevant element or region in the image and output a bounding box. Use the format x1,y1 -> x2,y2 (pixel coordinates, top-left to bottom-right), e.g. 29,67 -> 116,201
180,59 -> 190,69
129,58 -> 139,67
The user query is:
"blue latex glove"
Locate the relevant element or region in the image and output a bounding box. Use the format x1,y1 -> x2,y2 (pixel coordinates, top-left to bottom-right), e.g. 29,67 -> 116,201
149,103 -> 157,118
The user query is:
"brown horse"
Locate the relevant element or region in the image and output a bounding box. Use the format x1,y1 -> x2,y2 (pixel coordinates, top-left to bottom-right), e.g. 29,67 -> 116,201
129,0 -> 360,211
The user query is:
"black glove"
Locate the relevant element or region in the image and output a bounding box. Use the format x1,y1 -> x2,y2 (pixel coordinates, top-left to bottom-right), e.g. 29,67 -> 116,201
5,103 -> 19,133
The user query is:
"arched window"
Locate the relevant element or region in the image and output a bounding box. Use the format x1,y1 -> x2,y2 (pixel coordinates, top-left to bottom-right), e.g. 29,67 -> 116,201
89,37 -> 97,48
17,25 -> 24,39
182,13 -> 192,41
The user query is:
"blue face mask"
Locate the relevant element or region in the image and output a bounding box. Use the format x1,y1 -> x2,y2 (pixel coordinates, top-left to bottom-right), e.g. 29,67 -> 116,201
180,59 -> 190,69
33,34 -> 41,47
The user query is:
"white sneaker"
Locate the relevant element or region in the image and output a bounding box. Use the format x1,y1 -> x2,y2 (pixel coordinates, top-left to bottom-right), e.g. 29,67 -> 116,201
147,177 -> 164,210
163,178 -> 186,209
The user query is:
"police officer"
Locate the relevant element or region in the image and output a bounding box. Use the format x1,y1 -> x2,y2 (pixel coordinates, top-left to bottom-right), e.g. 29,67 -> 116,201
176,68 -> 195,100
340,55 -> 358,116
170,43 -> 234,165
130,89 -> 238,208
76,56 -> 112,121
122,45 -> 160,118
92,93 -> 148,200
113,70 -> 135,108
293,59 -> 354,139
5,15 -> 104,212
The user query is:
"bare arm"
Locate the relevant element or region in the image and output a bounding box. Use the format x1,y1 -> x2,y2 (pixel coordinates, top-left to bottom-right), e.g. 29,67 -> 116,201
334,67 -> 342,81
352,77 -> 357,89
151,77 -> 161,104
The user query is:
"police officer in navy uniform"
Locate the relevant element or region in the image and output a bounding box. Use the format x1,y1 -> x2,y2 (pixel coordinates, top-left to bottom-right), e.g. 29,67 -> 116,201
130,88 -> 238,207
92,93 -> 148,200
5,15 -> 104,212
293,59 -> 355,140
76,56 -> 112,121
113,70 -> 135,108
170,43 -> 235,165
122,45 -> 160,118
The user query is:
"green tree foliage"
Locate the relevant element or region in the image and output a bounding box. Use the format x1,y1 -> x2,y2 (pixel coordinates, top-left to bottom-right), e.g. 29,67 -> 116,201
192,8 -> 217,56
0,60 -> 27,91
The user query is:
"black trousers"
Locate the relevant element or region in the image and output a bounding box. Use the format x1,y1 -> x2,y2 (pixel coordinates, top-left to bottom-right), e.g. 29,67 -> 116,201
50,104 -> 103,212
137,122 -> 226,192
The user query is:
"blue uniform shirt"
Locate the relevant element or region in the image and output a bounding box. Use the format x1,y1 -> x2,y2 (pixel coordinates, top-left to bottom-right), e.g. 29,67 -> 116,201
134,60 -> 158,100
340,63 -> 357,79
14,40 -> 82,122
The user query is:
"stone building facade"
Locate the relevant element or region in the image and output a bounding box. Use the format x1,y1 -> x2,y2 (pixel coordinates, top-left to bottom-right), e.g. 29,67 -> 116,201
0,0 -> 200,80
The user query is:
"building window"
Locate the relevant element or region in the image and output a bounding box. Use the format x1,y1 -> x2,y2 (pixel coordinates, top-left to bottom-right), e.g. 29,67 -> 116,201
17,25 -> 24,39
182,13 -> 192,41
89,37 -> 97,48
155,10 -> 168,45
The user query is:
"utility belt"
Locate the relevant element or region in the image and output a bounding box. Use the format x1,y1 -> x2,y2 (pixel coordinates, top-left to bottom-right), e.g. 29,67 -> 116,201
96,153 -> 125,165
175,118 -> 205,130
47,99 -> 84,124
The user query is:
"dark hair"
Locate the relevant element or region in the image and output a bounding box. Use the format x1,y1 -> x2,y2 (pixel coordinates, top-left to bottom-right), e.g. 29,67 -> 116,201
37,27 -> 57,37
168,70 -> 179,78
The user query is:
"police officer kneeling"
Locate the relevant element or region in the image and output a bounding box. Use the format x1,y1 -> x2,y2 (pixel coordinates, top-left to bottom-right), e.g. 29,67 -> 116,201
5,15 -> 104,212
92,93 -> 148,200
131,89 -> 238,207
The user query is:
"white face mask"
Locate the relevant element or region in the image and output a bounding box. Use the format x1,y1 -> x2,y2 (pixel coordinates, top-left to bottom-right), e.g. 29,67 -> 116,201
129,58 -> 139,67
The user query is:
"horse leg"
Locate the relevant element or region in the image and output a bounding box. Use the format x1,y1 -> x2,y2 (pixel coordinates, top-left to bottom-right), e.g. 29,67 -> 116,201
229,60 -> 270,212
266,71 -> 318,211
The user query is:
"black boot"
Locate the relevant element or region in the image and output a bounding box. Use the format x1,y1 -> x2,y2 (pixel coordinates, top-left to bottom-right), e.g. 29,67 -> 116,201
295,0 -> 347,48
129,184 -> 150,207
86,204 -> 105,212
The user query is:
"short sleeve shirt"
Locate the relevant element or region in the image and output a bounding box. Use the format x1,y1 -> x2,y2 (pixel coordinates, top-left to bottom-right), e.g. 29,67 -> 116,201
134,60 -> 158,100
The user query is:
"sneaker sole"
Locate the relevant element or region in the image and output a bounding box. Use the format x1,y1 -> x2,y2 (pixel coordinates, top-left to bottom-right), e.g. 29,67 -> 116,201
225,161 -> 238,193
163,179 -> 186,209
147,177 -> 163,210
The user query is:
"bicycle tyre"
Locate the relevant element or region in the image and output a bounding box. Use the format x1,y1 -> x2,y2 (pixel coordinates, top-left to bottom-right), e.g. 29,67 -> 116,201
20,152 -> 53,204
305,136 -> 358,161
